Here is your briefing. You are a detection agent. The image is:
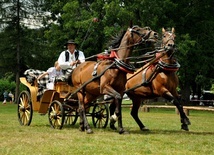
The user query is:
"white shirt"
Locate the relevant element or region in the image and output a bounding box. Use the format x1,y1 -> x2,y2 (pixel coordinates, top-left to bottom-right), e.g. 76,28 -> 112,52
58,50 -> 85,70
46,67 -> 63,89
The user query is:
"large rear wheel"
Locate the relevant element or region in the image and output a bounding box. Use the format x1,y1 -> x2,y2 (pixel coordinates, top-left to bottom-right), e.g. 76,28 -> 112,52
48,100 -> 65,129
92,104 -> 109,128
17,91 -> 33,126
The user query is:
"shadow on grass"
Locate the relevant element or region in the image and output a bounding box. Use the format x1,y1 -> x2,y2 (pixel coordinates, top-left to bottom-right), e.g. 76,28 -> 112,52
129,129 -> 214,135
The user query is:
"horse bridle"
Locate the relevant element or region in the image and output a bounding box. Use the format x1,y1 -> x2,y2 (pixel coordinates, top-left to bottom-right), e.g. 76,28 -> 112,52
129,26 -> 154,45
112,26 -> 154,73
162,31 -> 176,49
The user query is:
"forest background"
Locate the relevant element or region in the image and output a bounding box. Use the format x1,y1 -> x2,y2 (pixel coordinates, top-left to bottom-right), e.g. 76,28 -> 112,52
0,0 -> 213,102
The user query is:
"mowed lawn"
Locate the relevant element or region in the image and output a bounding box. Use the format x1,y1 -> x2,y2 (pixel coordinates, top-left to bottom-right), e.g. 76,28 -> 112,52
1,102 -> 214,155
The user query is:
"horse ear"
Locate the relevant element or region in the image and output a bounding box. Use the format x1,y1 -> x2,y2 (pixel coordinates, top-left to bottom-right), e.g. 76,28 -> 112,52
129,20 -> 133,28
162,27 -> 165,33
172,27 -> 175,33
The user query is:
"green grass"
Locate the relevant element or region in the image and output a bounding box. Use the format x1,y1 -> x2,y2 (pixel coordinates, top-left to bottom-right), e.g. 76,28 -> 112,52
1,102 -> 214,155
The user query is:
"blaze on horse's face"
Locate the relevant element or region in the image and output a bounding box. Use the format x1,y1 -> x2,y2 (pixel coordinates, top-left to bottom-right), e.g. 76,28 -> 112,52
129,26 -> 158,46
162,27 -> 176,51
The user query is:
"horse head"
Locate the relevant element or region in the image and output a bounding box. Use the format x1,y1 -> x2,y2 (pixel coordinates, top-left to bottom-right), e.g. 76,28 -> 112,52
115,26 -> 158,62
161,27 -> 176,51
128,26 -> 158,46
157,27 -> 179,71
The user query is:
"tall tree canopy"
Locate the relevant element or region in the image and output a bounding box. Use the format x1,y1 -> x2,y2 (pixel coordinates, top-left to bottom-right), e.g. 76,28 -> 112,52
0,0 -> 213,102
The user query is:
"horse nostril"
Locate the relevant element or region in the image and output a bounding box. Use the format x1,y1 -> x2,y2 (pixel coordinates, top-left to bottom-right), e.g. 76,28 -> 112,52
168,44 -> 174,47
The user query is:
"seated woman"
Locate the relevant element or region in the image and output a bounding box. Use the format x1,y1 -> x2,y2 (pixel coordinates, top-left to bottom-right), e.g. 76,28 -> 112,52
38,61 -> 63,90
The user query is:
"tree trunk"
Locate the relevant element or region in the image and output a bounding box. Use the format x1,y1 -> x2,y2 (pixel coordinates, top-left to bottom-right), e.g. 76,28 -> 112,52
15,0 -> 20,103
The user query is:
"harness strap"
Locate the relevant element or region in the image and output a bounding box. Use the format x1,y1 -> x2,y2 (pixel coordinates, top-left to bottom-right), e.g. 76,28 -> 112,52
92,61 -> 101,76
157,60 -> 180,72
115,59 -> 135,74
64,62 -> 116,101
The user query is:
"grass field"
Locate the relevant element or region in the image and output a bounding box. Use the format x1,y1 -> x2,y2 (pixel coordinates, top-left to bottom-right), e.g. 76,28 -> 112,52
1,101 -> 214,155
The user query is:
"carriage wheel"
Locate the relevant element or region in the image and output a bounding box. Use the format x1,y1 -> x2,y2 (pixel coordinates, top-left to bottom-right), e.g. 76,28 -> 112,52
64,108 -> 78,126
48,100 -> 65,129
92,104 -> 109,128
17,91 -> 33,126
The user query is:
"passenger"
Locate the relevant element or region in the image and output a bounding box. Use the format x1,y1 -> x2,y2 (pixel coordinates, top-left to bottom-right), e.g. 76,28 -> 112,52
37,61 -> 63,90
57,39 -> 85,79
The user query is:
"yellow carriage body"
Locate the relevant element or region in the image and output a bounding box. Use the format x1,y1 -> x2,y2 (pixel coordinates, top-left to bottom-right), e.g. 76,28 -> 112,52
20,77 -> 74,114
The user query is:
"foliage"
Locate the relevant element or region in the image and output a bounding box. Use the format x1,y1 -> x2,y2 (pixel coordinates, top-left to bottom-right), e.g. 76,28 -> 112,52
0,79 -> 16,100
0,0 -> 213,102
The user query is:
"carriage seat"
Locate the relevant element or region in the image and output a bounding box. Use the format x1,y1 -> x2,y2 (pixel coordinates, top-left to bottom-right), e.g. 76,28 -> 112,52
24,69 -> 48,97
54,81 -> 74,98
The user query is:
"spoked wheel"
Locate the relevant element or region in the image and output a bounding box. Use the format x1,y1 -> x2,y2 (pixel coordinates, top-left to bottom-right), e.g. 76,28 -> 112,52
92,104 -> 109,128
48,100 -> 65,129
64,107 -> 78,126
17,91 -> 33,126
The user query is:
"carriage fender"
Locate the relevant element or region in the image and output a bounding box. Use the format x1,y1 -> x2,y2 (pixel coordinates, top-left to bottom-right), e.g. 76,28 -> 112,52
38,90 -> 62,114
20,77 -> 38,104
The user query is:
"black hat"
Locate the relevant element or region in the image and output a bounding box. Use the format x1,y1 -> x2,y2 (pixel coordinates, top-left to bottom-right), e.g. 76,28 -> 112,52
65,39 -> 78,46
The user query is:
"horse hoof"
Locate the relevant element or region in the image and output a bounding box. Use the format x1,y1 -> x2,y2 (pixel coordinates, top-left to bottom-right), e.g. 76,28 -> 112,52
119,128 -> 129,134
86,129 -> 93,134
141,126 -> 150,131
181,124 -> 189,131
186,119 -> 191,125
181,118 -> 191,125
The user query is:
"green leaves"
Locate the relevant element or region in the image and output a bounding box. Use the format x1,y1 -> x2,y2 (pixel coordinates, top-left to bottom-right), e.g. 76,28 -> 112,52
0,0 -> 213,97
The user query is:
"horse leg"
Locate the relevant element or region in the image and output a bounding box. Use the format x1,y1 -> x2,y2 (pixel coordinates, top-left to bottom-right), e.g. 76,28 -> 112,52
109,102 -> 117,130
101,85 -> 121,130
114,98 -> 129,134
129,94 -> 149,131
78,106 -> 84,132
101,85 -> 127,134
163,92 -> 191,131
77,93 -> 93,134
109,97 -> 127,134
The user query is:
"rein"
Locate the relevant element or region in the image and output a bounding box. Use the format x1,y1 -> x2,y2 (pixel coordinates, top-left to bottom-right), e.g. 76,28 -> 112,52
126,49 -> 168,81
111,27 -> 154,52
124,50 -> 168,93
64,62 -> 116,101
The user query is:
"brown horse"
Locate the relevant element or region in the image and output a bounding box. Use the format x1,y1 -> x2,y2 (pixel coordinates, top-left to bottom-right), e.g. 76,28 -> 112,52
124,28 -> 191,131
69,25 -> 158,134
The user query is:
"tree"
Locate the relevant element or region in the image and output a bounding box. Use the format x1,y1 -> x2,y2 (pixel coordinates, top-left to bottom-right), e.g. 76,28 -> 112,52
0,0 -> 213,104
0,0 -> 49,102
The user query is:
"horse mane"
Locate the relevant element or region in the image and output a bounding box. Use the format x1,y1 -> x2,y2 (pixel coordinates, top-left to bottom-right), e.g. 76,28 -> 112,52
108,30 -> 126,48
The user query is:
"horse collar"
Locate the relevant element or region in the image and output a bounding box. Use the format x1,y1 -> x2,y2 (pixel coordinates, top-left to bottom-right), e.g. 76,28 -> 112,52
109,51 -> 135,73
114,59 -> 135,74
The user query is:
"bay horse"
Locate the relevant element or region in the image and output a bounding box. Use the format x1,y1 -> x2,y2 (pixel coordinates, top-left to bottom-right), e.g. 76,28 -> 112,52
69,25 -> 158,134
124,28 -> 191,131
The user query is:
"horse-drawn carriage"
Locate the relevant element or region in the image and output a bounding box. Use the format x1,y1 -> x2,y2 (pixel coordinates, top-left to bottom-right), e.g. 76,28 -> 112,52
18,25 -> 190,134
18,70 -> 109,129
17,25 -> 159,134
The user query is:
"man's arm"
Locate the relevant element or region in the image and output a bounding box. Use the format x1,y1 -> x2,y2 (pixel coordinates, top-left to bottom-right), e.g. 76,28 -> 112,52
78,51 -> 85,63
